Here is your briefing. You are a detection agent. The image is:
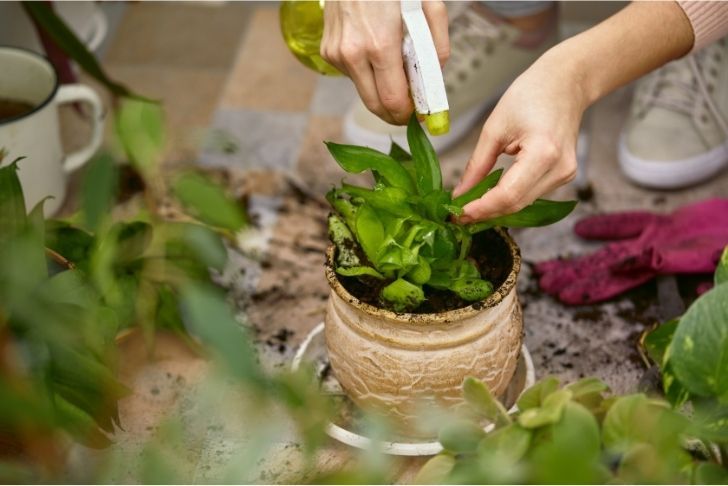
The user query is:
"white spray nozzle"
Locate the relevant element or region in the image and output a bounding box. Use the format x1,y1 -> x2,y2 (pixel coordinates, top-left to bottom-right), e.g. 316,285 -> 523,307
401,0 -> 449,134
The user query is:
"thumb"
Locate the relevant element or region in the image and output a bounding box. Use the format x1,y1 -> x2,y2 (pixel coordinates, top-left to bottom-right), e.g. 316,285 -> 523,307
453,126 -> 503,198
574,211 -> 659,241
422,1 -> 450,66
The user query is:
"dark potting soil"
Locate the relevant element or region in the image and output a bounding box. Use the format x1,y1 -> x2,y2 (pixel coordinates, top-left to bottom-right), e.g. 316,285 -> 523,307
338,229 -> 513,314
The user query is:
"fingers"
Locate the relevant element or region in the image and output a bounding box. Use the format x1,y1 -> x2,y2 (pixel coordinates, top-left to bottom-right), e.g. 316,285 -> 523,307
320,0 -> 437,125
370,42 -> 414,124
452,124 -> 504,198
460,138 -> 577,223
423,1 -> 450,66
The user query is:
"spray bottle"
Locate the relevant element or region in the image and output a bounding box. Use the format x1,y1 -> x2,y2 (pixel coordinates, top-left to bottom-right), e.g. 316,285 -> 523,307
280,0 -> 450,136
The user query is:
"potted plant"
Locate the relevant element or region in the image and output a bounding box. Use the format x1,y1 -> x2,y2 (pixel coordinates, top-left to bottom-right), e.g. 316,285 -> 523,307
323,115 -> 576,435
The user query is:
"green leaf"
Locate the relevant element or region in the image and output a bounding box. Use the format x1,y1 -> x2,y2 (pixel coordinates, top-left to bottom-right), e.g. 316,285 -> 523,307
688,397 -> 728,443
113,221 -> 153,264
22,2 -> 142,99
41,270 -> 98,309
388,140 -> 411,162
644,319 -> 679,365
181,223 -> 228,271
0,159 -> 27,243
115,99 -> 164,177
439,419 -> 486,454
82,154 -> 118,232
565,377 -> 609,398
451,278 -> 493,302
406,257 -> 431,285
694,462 -> 728,484
338,183 -> 413,217
179,283 -> 263,385
172,172 -> 247,232
413,454 -> 455,484
417,189 -> 451,222
466,199 -> 577,233
45,221 -> 94,270
517,389 -> 572,429
354,204 -> 384,266
327,214 -> 361,268
406,113 -> 442,194
452,169 -> 503,208
715,246 -> 728,286
528,402 -> 604,485
602,394 -> 687,453
669,283 -> 728,400
477,423 -> 531,466
380,278 -> 425,312
336,266 -> 384,279
53,395 -> 112,449
463,376 -> 511,427
324,142 -> 416,193
517,376 -> 561,411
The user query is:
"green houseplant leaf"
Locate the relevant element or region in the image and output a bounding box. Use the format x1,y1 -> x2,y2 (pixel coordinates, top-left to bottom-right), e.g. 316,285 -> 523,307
172,172 -> 247,232
324,142 -> 416,193
668,283 -> 728,401
466,199 -> 577,233
715,245 -> 728,286
463,376 -> 511,427
406,114 -> 442,194
22,2 -> 143,99
380,278 -> 425,312
0,159 -> 27,243
452,169 -> 503,208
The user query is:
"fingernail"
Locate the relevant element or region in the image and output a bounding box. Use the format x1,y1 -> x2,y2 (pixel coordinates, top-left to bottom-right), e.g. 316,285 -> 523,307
452,182 -> 463,197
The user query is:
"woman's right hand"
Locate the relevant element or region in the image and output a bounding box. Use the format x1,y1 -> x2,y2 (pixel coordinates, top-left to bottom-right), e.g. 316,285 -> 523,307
320,0 -> 449,125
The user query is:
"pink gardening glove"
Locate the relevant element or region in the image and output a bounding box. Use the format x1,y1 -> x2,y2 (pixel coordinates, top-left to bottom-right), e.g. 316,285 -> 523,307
535,199 -> 728,305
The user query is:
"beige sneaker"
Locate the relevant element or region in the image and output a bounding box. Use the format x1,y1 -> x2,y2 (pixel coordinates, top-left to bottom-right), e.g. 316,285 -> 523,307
619,38 -> 728,189
343,2 -> 558,153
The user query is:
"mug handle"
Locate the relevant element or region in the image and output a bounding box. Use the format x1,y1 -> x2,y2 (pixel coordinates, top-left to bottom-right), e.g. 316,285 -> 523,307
55,84 -> 104,173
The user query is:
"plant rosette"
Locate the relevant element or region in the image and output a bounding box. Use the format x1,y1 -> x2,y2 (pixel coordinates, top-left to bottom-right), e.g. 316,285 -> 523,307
322,115 -> 575,436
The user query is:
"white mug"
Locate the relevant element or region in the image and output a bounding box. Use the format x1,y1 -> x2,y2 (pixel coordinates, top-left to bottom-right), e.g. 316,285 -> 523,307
0,46 -> 104,215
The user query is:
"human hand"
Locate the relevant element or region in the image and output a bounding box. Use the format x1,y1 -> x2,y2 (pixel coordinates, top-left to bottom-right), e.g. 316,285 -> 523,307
320,0 -> 449,125
453,49 -> 586,223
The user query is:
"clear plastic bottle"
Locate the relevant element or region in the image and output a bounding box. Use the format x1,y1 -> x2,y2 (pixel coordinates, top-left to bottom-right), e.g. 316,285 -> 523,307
279,0 -> 339,76
279,0 -> 449,135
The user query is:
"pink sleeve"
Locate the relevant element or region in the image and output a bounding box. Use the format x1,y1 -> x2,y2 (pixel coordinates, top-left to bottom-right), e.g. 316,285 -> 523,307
678,1 -> 728,52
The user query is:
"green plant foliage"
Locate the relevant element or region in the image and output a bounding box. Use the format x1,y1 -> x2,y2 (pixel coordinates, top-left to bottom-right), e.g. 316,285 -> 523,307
21,2 -> 143,99
325,113 -> 576,311
81,154 -> 119,232
420,375 -> 726,484
172,172 -> 248,233
462,375 -> 510,427
115,99 -> 165,177
669,283 -> 728,400
715,246 -> 728,286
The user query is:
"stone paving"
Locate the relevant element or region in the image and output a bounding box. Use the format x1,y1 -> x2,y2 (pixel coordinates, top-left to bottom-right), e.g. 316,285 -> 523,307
72,2 -> 728,483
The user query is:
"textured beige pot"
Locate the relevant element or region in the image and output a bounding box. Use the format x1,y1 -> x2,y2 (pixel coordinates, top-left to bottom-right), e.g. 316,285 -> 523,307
324,228 -> 523,435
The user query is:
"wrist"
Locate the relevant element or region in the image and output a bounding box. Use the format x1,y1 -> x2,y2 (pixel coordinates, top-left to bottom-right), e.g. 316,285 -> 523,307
534,41 -> 595,112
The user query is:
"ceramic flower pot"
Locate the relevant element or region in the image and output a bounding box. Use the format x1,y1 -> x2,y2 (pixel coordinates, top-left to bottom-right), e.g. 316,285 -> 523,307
324,227 -> 523,435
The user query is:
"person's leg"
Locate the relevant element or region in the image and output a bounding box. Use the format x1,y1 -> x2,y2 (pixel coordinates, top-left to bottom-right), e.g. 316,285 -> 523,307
619,37 -> 728,188
344,1 -> 559,153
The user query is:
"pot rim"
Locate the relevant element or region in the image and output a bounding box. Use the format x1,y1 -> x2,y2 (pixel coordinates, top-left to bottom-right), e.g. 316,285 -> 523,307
324,227 -> 521,323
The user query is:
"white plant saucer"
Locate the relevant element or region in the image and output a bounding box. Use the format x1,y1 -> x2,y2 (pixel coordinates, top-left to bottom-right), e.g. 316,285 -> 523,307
291,322 -> 536,457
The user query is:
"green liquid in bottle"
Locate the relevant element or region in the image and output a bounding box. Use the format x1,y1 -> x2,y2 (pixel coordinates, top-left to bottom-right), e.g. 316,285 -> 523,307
280,0 -> 340,76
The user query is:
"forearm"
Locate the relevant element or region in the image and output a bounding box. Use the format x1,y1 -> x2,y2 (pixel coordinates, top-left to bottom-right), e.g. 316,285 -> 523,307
544,1 -> 694,109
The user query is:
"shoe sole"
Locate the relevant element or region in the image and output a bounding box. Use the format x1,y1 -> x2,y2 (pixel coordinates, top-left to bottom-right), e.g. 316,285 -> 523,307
618,133 -> 728,189
343,97 -> 498,154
